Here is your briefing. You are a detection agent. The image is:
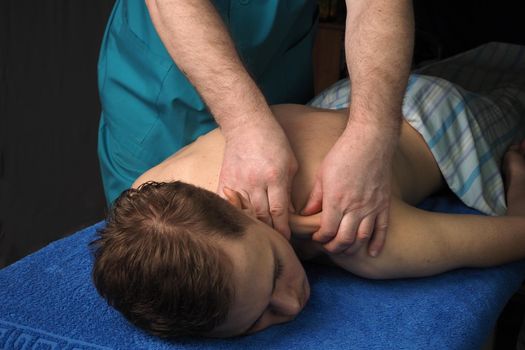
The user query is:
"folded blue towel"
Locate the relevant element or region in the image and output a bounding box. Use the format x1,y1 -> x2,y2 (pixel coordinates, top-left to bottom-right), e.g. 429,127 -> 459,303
1,194 -> 524,350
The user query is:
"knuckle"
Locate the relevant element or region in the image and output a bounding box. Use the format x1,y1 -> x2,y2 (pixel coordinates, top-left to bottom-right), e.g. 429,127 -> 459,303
332,192 -> 345,203
323,230 -> 337,239
323,245 -> 340,254
338,236 -> 355,245
378,203 -> 390,213
339,199 -> 367,213
309,190 -> 319,198
315,232 -> 334,243
357,231 -> 371,240
269,205 -> 286,217
255,210 -> 269,218
289,158 -> 299,173
355,200 -> 372,212
254,206 -> 269,218
247,172 -> 259,186
266,168 -> 284,182
370,241 -> 383,250
258,216 -> 272,226
375,223 -> 389,232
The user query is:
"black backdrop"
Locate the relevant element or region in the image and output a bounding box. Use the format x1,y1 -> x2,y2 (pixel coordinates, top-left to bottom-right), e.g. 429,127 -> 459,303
1,0 -> 524,268
0,1 -> 114,267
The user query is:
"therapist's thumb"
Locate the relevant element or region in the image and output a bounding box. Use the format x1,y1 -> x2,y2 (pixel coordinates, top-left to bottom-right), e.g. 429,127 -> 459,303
301,180 -> 323,215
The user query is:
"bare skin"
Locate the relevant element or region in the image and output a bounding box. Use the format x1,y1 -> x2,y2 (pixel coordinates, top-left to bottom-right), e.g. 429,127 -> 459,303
145,0 -> 415,252
504,140 -> 525,216
134,104 -> 525,279
304,0 -> 414,256
145,0 -> 299,238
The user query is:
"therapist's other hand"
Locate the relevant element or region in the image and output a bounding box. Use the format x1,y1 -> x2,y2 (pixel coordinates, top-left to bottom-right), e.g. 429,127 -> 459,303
301,123 -> 393,257
218,117 -> 297,239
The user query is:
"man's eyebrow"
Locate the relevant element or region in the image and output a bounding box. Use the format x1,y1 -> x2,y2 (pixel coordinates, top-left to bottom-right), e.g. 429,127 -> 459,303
243,249 -> 278,335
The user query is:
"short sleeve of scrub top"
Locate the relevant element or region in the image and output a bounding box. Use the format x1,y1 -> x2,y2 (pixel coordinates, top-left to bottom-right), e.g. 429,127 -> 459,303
97,0 -> 318,204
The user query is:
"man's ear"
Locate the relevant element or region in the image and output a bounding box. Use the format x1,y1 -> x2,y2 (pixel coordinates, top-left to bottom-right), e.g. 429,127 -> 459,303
223,187 -> 256,218
223,187 -> 243,209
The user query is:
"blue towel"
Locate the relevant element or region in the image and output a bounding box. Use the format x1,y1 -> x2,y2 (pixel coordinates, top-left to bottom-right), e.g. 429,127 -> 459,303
1,194 -> 524,350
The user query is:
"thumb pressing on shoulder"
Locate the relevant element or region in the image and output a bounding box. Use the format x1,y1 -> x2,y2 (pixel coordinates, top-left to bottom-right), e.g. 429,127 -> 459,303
301,179 -> 323,215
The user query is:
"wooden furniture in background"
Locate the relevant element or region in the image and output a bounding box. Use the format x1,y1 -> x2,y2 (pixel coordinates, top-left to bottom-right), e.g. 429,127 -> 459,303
313,21 -> 346,95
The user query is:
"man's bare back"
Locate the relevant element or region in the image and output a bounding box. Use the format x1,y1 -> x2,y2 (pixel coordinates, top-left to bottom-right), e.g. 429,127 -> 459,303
133,104 -> 442,209
129,104 -> 525,279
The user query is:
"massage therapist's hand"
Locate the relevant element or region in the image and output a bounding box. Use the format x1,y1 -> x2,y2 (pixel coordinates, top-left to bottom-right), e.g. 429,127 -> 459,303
218,116 -> 298,239
301,122 -> 395,257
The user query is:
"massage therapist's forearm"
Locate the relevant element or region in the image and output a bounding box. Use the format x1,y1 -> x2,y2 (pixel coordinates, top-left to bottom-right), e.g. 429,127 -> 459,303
145,0 -> 272,132
344,0 -> 414,134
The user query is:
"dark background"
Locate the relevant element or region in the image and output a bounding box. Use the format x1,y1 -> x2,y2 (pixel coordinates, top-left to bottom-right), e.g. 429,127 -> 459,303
0,0 -> 114,268
0,0 -> 524,348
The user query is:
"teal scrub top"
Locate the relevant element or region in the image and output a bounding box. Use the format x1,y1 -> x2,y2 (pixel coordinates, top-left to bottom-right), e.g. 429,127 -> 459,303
98,0 -> 317,204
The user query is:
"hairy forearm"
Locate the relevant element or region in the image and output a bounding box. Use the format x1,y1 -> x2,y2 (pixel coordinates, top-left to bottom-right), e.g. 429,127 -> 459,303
344,0 -> 414,133
145,0 -> 272,133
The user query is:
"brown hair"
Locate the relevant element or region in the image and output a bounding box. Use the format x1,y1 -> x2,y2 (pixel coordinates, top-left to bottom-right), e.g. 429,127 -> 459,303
90,181 -> 250,338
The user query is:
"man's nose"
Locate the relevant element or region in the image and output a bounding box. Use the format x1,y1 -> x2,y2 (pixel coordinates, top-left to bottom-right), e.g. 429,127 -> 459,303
270,292 -> 302,317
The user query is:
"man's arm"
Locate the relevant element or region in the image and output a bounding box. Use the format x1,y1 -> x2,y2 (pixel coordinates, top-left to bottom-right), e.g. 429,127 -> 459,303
292,200 -> 525,279
345,0 -> 414,124
145,0 -> 297,237
302,0 -> 414,256
145,0 -> 265,130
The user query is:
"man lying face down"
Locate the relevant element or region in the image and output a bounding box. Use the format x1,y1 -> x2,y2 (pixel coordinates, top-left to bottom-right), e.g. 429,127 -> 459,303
91,96 -> 525,338
92,181 -> 309,337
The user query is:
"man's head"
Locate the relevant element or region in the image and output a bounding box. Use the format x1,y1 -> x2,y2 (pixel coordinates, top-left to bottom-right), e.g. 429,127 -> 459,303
91,181 -> 309,338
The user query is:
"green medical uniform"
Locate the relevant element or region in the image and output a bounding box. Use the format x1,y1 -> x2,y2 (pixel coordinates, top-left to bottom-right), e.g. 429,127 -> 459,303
98,0 -> 317,204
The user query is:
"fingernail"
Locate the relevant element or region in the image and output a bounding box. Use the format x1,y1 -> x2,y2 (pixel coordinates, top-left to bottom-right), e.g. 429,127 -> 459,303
370,250 -> 378,257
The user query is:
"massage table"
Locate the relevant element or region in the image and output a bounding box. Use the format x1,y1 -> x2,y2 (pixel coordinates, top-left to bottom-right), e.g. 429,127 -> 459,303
1,192 -> 524,350
2,42 -> 525,349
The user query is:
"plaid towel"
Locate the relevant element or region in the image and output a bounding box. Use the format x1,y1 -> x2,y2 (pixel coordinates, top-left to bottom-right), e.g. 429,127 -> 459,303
309,42 -> 525,215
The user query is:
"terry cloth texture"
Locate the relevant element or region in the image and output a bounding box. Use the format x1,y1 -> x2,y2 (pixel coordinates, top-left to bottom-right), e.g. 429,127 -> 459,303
309,42 -> 525,215
0,195 -> 524,350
